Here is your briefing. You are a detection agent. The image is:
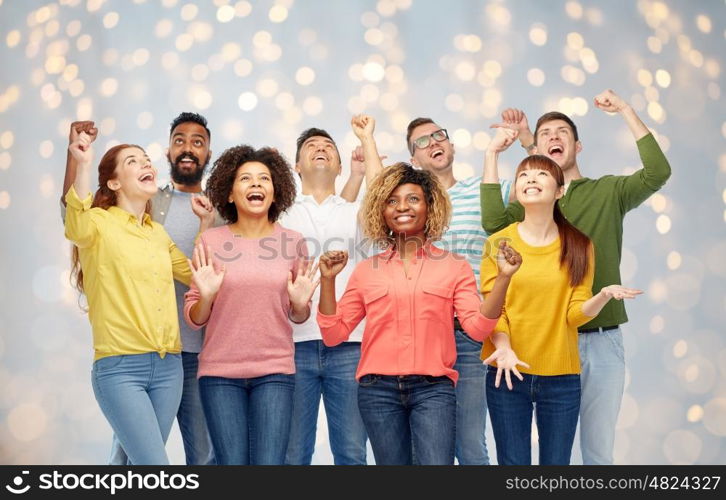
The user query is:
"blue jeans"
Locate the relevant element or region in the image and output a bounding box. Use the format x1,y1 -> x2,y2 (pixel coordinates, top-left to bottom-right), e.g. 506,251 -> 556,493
453,328 -> 490,465
199,374 -> 295,465
357,374 -> 456,465
108,351 -> 214,465
285,341 -> 367,465
92,352 -> 183,465
486,366 -> 580,465
578,327 -> 625,464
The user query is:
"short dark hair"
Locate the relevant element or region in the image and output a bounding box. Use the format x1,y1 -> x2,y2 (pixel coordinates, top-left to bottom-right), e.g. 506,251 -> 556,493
295,128 -> 338,163
406,117 -> 435,153
169,112 -> 211,141
205,145 -> 296,223
534,112 -> 579,142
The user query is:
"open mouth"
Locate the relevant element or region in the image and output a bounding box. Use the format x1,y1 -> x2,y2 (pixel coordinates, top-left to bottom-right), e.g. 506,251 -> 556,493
523,187 -> 542,195
548,145 -> 564,155
175,153 -> 199,169
138,172 -> 155,184
246,192 -> 265,204
430,148 -> 445,159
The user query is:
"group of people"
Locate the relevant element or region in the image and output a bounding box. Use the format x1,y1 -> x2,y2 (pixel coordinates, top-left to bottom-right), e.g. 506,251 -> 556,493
61,88 -> 671,465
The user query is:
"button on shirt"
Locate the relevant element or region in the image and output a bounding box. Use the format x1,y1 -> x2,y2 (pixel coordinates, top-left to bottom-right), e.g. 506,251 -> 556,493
317,244 -> 498,384
64,186 -> 192,360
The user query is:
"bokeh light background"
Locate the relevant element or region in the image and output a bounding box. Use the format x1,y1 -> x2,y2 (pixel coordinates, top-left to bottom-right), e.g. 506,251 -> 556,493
1,0 -> 724,465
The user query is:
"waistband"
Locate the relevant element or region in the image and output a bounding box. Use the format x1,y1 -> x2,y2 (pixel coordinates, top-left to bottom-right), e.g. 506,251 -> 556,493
578,325 -> 619,334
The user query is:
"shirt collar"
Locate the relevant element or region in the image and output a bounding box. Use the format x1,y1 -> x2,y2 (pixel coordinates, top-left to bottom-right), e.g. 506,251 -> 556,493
296,192 -> 342,206
379,240 -> 441,262
108,206 -> 153,227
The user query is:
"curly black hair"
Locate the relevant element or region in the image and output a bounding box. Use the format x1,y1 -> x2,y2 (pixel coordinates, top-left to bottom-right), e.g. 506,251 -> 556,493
205,145 -> 297,223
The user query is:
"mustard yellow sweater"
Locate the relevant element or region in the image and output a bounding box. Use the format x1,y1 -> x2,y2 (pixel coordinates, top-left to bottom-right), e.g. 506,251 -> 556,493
480,223 -> 595,376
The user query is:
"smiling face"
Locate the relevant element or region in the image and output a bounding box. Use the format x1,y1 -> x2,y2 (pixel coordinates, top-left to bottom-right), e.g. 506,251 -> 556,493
514,157 -> 565,207
409,122 -> 455,173
228,161 -> 275,218
295,135 -> 341,180
106,146 -> 158,200
534,119 -> 581,172
383,182 -> 428,238
167,121 -> 211,186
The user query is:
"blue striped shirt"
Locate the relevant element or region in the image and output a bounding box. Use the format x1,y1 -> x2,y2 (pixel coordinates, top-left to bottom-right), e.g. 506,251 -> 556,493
434,176 -> 511,290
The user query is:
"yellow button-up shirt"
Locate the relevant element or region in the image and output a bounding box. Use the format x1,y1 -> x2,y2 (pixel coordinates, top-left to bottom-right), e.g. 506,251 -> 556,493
64,186 -> 192,360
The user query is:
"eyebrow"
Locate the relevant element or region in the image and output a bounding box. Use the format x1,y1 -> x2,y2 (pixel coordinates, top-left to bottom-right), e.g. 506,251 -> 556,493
123,153 -> 149,162
304,138 -> 334,146
172,132 -> 206,140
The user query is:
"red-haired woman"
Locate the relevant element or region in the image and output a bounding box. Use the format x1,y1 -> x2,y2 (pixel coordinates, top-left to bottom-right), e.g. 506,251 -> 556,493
480,128 -> 642,465
64,132 -> 212,464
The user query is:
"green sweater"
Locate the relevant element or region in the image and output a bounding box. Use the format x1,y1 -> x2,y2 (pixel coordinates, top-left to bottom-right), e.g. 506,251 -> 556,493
480,133 -> 671,329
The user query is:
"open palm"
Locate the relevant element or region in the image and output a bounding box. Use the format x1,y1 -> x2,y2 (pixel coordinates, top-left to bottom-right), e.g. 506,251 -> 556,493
189,242 -> 225,299
287,258 -> 320,309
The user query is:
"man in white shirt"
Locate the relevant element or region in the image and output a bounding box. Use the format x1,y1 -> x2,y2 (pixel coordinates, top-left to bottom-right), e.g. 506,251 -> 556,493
281,127 -> 375,464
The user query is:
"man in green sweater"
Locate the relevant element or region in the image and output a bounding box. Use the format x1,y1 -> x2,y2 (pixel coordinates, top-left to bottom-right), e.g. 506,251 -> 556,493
480,89 -> 671,464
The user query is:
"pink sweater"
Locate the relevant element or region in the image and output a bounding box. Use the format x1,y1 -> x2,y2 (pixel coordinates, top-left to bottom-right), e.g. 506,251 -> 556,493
184,224 -> 307,379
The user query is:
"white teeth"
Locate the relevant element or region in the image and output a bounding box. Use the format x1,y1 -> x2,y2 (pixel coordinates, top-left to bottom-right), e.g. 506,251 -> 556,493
524,187 -> 540,194
396,215 -> 413,222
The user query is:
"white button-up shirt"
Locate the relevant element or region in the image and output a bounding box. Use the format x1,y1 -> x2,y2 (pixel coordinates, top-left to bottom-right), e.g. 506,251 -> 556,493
280,193 -> 368,342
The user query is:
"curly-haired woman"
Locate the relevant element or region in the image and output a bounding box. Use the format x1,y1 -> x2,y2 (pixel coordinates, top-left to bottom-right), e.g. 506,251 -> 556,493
183,145 -> 318,465
316,161 -> 520,465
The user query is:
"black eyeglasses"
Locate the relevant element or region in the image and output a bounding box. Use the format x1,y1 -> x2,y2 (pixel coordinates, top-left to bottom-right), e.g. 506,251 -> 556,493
410,129 -> 449,154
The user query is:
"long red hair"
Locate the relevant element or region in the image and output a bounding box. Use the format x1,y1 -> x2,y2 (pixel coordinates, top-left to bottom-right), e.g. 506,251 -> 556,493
515,154 -> 592,286
70,144 -> 152,295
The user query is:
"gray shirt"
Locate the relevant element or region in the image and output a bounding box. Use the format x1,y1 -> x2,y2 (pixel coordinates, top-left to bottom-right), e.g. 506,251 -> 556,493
160,186 -> 204,353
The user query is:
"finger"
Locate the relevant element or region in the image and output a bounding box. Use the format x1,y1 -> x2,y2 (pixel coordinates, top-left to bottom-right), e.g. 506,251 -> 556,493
205,245 -> 214,267
489,123 -> 506,129
495,367 -> 502,388
482,353 -> 496,365
192,245 -> 201,270
512,366 -> 524,382
505,369 -> 513,390
309,259 -> 320,278
516,359 -> 531,369
287,270 -> 293,287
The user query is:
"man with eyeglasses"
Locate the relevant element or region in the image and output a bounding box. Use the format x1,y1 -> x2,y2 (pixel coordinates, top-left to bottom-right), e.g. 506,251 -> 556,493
405,118 -> 513,465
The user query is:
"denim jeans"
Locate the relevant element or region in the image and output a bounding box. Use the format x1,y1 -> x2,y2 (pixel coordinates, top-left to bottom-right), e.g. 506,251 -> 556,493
357,374 -> 456,465
285,341 -> 367,465
578,327 -> 625,464
486,366 -> 580,465
92,352 -> 183,465
199,373 -> 295,465
108,351 -> 214,465
453,328 -> 490,465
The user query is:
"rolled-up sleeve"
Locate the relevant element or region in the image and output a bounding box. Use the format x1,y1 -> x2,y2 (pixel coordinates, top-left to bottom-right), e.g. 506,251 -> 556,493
64,186 -> 100,249
317,267 -> 366,347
